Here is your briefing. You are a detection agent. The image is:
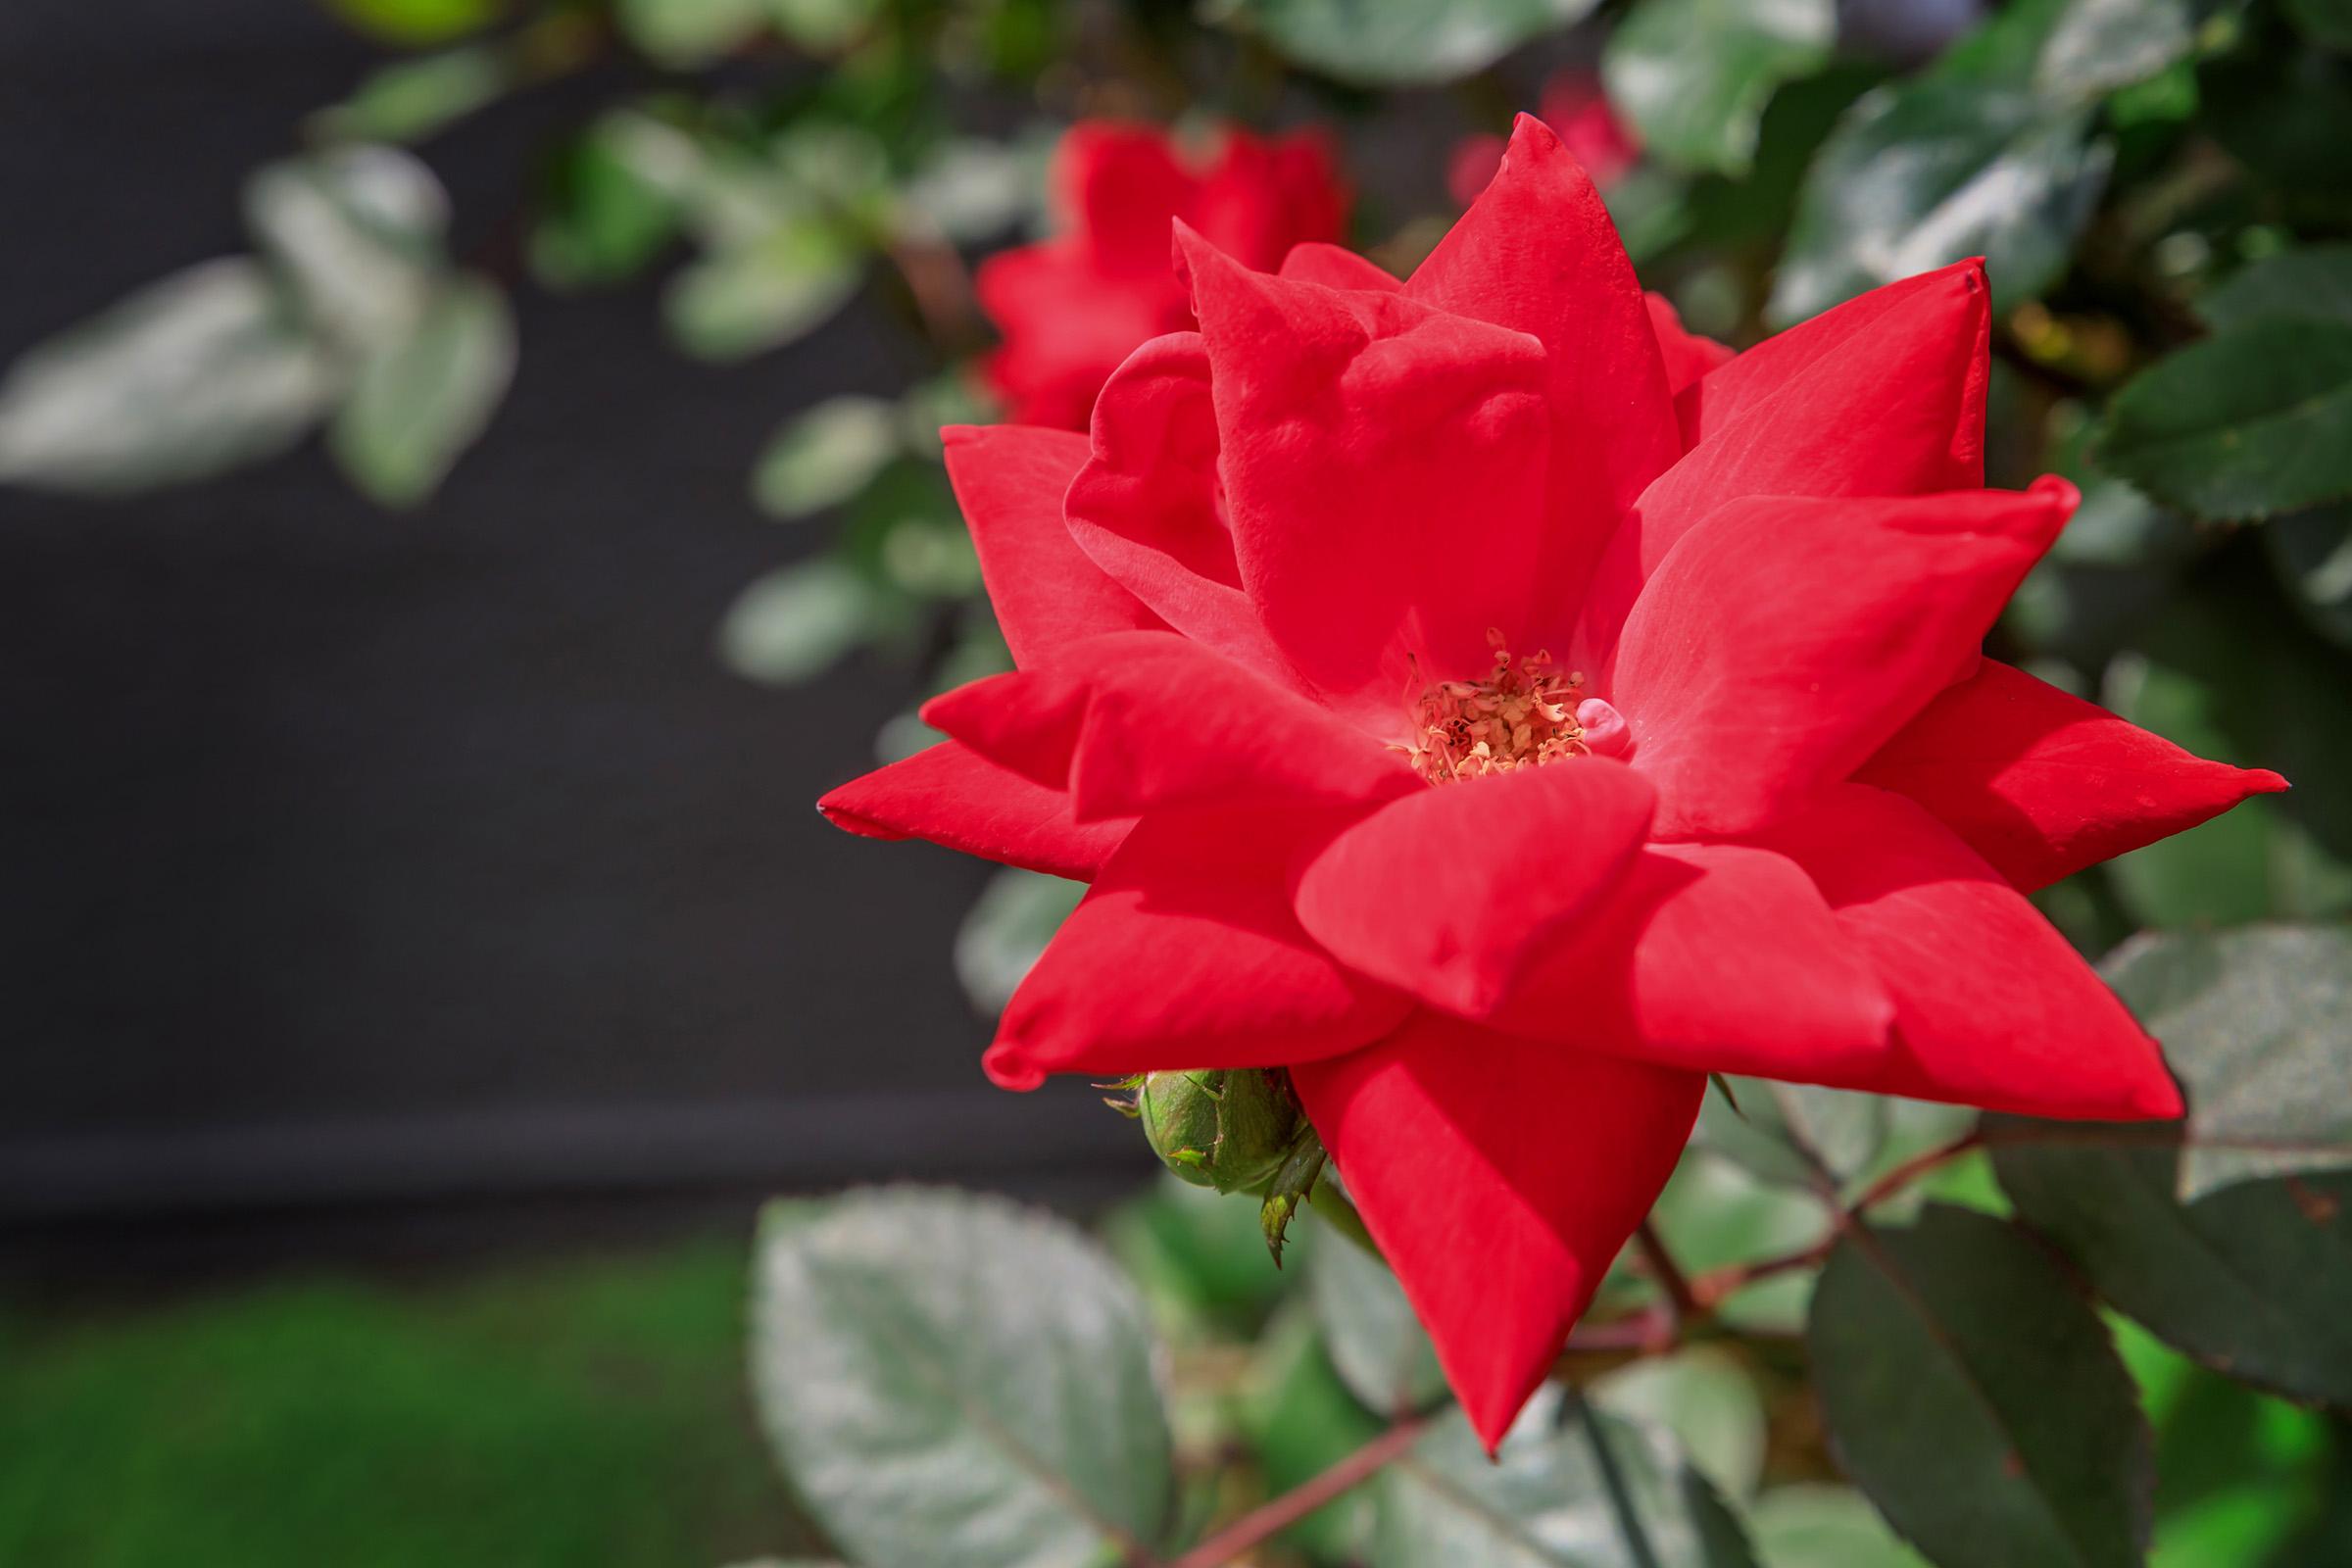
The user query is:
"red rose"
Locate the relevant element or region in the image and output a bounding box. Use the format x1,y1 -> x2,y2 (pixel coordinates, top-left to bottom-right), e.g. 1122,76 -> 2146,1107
976,121 -> 1348,430
829,117 -> 2282,1447
1449,70 -> 1640,207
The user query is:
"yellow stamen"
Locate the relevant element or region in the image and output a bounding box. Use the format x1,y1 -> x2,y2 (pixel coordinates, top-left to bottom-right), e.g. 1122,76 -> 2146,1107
1398,631 -> 1588,785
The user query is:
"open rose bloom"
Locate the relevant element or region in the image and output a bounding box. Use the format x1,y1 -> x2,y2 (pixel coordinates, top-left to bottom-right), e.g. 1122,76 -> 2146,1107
977,121 -> 1348,430
825,117 -> 2284,1447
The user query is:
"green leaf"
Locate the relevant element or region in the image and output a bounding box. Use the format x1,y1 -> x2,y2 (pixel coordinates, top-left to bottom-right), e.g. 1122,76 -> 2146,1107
2267,504 -> 2352,649
1107,1174 -> 1299,1331
0,258 -> 335,496
1307,1223 -> 1446,1418
1647,1150 -> 1827,1335
764,0 -> 884,53
1696,1080 -> 1889,1188
1989,1125 -> 2352,1411
312,44 -> 513,145
1746,1486 -> 1930,1568
1240,1310 -> 1383,1561
328,276 -> 514,507
714,557 -> 894,685
2284,0 -> 2352,52
2099,575 -> 2352,929
2033,0 -> 2196,103
2106,924 -> 2352,1198
753,396 -> 902,519
664,224 -> 862,361
614,0 -> 768,66
321,0 -> 502,46
900,136 -> 1051,245
530,116 -> 687,290
1588,1347 -> 1767,1503
1208,0 -> 1599,87
1807,1205 -> 2152,1568
750,1188 -> 1175,1568
244,145 -> 450,352
1373,1391 -> 1759,1567
1769,86 -> 2109,322
2098,319 -> 2352,520
1602,0 -> 1835,175
951,867 -> 1083,1015
2196,244 -> 2352,330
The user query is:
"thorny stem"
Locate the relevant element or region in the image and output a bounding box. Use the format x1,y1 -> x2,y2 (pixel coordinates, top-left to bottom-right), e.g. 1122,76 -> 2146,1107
1172,1127 -> 1990,1562
1161,1418 -> 1427,1568
1684,1129 -> 1987,1311
1634,1220 -> 1700,1323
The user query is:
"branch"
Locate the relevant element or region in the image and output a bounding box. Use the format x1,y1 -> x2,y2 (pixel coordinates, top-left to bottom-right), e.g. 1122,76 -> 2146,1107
1161,1418 -> 1425,1568
1635,1220 -> 1700,1322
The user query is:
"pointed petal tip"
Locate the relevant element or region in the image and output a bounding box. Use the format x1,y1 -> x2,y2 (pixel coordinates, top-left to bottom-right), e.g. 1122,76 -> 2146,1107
813,785 -> 903,841
2247,767 -> 2290,795
916,671 -> 1015,732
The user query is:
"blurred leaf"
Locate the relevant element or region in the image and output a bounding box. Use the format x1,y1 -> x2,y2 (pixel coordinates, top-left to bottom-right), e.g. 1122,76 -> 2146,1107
1307,1224 -> 1446,1418
2267,504 -> 2352,648
750,1188 -> 1175,1568
2205,45 -> 2352,201
1373,1391 -> 1759,1567
615,0 -> 767,66
1602,0 -> 1836,176
2100,570 -> 2352,928
1695,1079 -> 1888,1189
952,867 -> 1082,1014
1770,85 -> 2110,321
244,145 -> 450,350
1746,1486 -> 1930,1568
1648,1151 -> 1826,1334
753,396 -> 902,519
2034,0 -> 2196,102
1599,166 -> 1696,265
1990,1129 -> 2352,1410
664,224 -> 862,361
764,0 -> 883,52
1207,0 -> 1599,86
2197,244 -> 2352,329
1107,1173 -> 1299,1330
321,0 -> 502,46
715,557 -> 893,684
2283,0 -> 2352,51
1808,1205 -> 2152,1568
2099,319 -> 2352,520
313,44 -> 512,144
899,136 -> 1049,244
1241,1310 -> 1383,1562
531,116 -> 687,289
328,275 -> 514,507
1589,1348 -> 1768,1503
0,258 -> 335,496
2104,924 -> 2352,1198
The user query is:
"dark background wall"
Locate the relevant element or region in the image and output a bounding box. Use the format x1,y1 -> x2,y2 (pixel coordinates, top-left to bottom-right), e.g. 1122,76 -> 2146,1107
0,0 -> 1147,1273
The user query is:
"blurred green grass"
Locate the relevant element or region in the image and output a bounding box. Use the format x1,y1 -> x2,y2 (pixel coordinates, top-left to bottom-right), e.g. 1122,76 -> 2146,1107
0,1240 -> 811,1568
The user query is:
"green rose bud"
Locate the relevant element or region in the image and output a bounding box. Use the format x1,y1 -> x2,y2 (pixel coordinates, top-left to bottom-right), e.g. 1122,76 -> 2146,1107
1132,1068 -> 1302,1194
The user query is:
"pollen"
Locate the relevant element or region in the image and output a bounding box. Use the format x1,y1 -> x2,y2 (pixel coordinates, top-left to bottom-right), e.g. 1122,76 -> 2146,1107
1400,632 -> 1590,785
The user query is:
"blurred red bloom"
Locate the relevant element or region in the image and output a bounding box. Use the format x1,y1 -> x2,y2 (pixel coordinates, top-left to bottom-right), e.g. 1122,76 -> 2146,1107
975,121 -> 1348,430
1449,70 -> 1639,206
827,117 -> 2282,1447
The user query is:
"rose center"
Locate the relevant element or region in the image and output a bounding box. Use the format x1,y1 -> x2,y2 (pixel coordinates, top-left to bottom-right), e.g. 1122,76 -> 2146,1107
1401,636 -> 1591,785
